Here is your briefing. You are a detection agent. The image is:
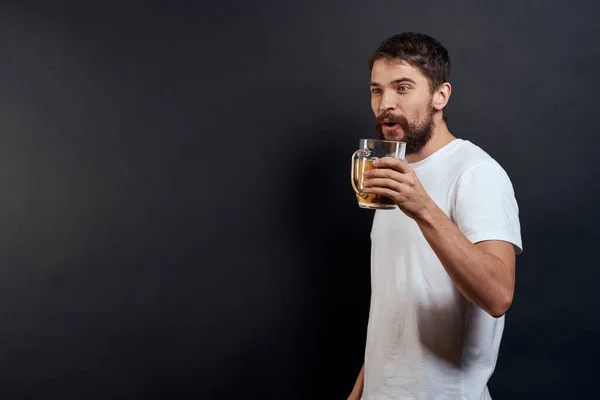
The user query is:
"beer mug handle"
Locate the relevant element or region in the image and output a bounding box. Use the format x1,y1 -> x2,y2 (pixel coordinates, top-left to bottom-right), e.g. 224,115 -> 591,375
351,149 -> 369,198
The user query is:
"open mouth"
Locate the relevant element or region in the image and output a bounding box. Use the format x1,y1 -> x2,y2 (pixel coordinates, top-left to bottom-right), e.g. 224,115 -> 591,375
383,121 -> 399,129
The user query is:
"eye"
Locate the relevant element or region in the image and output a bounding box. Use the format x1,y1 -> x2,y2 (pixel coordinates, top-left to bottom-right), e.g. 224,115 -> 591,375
371,88 -> 382,95
397,86 -> 410,92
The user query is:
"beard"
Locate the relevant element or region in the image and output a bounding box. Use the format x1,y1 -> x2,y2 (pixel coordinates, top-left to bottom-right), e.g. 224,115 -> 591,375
374,108 -> 435,154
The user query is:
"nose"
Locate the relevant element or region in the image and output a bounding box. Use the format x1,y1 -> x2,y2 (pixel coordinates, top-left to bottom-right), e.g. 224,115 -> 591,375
378,89 -> 397,112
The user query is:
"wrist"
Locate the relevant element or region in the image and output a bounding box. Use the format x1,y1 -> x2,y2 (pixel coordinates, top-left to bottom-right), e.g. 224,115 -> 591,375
414,198 -> 439,225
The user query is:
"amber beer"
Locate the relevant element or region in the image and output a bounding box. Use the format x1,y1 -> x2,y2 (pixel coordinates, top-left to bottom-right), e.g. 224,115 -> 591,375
351,138 -> 406,210
353,158 -> 396,209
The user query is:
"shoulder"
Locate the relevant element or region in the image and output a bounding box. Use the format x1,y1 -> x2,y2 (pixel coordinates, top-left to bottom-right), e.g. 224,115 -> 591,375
448,139 -> 497,169
446,140 -> 523,254
447,139 -> 512,184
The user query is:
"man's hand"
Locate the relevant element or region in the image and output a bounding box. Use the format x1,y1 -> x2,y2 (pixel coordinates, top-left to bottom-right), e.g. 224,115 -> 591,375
347,364 -> 364,400
362,157 -> 434,220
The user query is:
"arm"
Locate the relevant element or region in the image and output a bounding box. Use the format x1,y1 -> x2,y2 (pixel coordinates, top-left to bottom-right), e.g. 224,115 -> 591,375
348,364 -> 364,400
363,157 -> 520,318
415,204 -> 515,317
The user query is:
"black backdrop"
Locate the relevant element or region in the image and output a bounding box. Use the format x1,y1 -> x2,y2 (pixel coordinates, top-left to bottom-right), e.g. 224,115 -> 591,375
0,1 -> 598,399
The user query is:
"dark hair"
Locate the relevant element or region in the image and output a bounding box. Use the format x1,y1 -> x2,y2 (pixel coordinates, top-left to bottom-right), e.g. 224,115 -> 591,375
368,32 -> 451,121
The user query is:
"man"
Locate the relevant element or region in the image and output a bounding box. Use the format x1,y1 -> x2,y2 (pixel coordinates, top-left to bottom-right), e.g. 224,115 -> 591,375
348,32 -> 523,400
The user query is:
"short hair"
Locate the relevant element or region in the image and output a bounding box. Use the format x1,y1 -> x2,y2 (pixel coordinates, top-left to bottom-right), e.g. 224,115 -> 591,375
368,32 -> 451,121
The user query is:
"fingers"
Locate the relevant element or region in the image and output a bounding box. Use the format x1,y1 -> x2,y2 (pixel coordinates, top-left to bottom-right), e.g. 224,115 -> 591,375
362,167 -> 402,182
362,157 -> 414,198
372,157 -> 411,173
362,177 -> 403,192
362,181 -> 409,203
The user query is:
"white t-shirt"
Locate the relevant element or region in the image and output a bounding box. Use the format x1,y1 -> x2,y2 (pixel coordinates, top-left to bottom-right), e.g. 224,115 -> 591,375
362,138 -> 523,400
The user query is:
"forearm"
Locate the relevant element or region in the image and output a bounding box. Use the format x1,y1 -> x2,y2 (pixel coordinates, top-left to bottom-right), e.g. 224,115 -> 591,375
348,364 -> 364,399
416,202 -> 514,317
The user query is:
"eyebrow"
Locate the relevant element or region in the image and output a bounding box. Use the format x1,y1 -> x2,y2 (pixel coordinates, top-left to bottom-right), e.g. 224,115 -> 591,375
370,77 -> 417,86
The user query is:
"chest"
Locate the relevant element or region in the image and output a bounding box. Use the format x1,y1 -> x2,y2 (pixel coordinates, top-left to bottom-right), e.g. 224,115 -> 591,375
369,168 -> 461,297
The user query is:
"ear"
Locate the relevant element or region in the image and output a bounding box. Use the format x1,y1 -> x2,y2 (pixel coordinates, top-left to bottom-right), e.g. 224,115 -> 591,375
433,82 -> 451,112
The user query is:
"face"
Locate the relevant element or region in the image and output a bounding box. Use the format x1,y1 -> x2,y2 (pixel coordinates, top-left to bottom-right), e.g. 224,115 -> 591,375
370,58 -> 436,154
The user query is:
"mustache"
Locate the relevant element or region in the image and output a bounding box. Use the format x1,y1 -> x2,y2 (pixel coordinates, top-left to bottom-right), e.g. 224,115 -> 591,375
374,112 -> 410,130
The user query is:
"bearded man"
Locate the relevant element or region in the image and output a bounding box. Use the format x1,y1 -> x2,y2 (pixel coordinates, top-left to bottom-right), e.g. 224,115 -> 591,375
347,32 -> 523,400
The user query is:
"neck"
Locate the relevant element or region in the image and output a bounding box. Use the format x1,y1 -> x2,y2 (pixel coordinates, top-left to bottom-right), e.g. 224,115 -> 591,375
405,119 -> 455,163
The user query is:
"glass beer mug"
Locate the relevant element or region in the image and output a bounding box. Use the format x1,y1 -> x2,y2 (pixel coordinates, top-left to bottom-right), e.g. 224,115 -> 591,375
351,138 -> 406,210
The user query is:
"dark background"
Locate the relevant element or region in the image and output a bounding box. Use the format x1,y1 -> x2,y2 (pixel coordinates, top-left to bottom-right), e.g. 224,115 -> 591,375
0,1 -> 598,399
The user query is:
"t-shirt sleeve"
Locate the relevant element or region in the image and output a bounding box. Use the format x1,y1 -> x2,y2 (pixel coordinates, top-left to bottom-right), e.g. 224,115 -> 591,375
452,160 -> 523,255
